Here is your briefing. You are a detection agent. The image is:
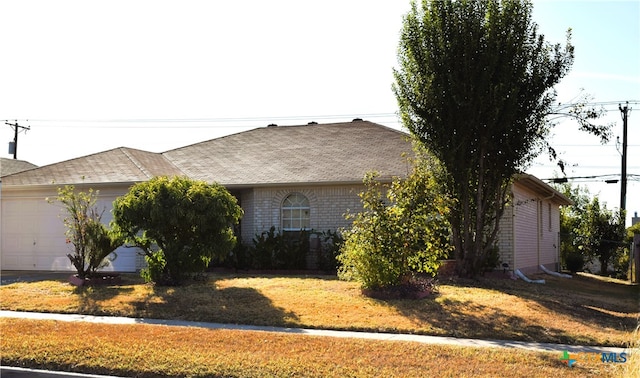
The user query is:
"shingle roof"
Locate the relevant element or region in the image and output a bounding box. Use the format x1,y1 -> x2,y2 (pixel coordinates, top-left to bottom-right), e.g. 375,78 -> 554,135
1,121 -> 413,187
163,120 -> 413,186
1,147 -> 184,186
0,158 -> 38,177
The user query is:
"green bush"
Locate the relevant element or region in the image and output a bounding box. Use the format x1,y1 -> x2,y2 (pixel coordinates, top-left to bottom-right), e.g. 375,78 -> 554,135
338,153 -> 452,290
483,245 -> 500,273
251,227 -> 309,270
564,251 -> 584,273
316,230 -> 344,273
112,176 -> 243,285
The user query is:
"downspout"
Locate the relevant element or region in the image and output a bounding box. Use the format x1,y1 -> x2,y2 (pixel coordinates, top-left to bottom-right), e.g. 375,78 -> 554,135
537,199 -> 541,270
515,269 -> 545,284
539,192 -> 556,272
511,187 -> 517,273
540,264 -> 572,278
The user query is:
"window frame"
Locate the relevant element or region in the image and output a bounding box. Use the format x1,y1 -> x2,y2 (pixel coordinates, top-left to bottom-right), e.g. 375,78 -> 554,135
281,192 -> 311,232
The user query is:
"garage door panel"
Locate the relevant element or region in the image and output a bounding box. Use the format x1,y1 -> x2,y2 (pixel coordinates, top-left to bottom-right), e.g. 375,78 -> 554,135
43,256 -> 73,271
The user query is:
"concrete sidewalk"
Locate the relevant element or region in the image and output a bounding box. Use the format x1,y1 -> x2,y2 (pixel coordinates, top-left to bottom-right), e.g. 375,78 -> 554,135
0,310 -> 629,355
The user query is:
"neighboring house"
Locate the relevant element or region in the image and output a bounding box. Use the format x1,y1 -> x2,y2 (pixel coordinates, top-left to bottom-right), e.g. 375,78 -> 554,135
0,120 -> 569,274
0,158 -> 38,177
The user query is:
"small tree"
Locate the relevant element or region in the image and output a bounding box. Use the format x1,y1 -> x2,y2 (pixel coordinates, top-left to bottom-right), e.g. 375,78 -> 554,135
338,149 -> 452,289
579,198 -> 625,276
49,185 -> 121,279
112,176 -> 243,285
556,183 -> 591,272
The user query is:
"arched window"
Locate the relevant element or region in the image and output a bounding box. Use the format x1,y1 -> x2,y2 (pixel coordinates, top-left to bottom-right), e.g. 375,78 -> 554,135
282,193 -> 310,231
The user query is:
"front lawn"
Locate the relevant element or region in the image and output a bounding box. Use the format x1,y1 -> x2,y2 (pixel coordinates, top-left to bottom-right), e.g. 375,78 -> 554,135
1,271 -> 637,377
1,272 -> 637,346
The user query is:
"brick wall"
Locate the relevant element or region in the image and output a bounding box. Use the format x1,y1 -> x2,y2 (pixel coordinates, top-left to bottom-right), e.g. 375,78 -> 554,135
239,184 -> 365,243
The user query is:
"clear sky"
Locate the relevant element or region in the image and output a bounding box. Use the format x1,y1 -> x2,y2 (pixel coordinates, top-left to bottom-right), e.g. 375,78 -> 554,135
1,0 -> 638,224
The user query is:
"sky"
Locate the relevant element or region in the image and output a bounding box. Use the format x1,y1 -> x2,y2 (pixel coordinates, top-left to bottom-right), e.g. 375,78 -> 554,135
1,0 -> 639,224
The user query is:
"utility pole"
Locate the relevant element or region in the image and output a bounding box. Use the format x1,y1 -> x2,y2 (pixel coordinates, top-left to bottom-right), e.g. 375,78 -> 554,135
5,121 -> 30,160
619,102 -> 629,215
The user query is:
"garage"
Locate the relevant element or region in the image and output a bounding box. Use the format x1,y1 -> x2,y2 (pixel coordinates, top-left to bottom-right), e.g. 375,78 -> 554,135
1,185 -> 137,273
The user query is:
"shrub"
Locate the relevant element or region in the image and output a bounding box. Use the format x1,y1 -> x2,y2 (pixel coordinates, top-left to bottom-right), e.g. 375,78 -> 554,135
338,153 -> 452,290
564,251 -> 584,273
316,230 -> 344,273
48,185 -> 121,279
251,227 -> 308,270
112,176 -> 242,285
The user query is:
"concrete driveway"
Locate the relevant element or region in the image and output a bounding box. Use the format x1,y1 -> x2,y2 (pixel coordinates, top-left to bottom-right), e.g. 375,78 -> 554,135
0,270 -> 71,285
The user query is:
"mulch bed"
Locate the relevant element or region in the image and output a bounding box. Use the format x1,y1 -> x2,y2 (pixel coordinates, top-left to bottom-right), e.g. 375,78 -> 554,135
68,274 -> 122,287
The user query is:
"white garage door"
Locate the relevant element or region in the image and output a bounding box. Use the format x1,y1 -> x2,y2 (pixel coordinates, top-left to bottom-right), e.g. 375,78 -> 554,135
1,194 -> 137,272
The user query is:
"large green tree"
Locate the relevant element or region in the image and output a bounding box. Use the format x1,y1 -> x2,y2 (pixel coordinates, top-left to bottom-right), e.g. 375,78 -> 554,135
393,0 -> 609,277
112,176 -> 243,285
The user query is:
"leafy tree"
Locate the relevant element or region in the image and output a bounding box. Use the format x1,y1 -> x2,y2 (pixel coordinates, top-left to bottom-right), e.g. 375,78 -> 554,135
338,148 -> 452,289
112,176 -> 243,285
578,198 -> 625,276
393,0 -> 609,277
556,183 -> 591,272
48,185 -> 122,279
556,183 -> 628,276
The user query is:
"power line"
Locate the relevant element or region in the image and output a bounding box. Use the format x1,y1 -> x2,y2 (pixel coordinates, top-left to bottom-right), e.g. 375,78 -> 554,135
1,100 -> 637,127
545,173 -> 640,183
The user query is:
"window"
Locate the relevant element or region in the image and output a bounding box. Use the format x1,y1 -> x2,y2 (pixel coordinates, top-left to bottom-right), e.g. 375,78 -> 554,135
282,193 -> 310,231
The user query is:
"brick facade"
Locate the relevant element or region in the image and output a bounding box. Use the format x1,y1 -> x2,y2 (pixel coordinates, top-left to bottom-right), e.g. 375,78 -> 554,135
238,184 -> 365,243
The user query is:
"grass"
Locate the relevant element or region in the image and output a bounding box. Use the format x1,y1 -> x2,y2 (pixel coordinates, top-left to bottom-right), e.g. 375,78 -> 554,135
1,271 -> 638,377
0,318 -> 629,378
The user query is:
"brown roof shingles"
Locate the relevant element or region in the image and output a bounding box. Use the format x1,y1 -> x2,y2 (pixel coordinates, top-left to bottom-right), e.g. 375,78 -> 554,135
0,158 -> 38,177
1,121 -> 413,187
163,121 -> 413,186
1,147 -> 184,186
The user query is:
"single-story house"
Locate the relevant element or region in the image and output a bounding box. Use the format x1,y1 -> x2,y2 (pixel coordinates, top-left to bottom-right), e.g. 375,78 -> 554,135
0,120 -> 570,274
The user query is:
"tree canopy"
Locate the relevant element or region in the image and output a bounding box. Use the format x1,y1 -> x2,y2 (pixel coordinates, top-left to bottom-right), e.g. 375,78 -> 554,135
393,0 -> 609,276
112,176 -> 243,285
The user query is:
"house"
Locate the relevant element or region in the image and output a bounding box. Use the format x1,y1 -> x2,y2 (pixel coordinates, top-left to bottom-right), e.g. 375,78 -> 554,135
497,174 -> 573,274
0,120 -> 569,274
0,158 -> 38,177
0,120 -> 410,272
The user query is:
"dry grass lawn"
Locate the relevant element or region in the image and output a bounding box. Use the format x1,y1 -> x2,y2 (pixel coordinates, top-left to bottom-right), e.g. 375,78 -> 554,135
1,271 -> 638,377
0,318 -> 633,378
